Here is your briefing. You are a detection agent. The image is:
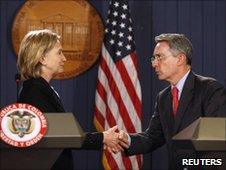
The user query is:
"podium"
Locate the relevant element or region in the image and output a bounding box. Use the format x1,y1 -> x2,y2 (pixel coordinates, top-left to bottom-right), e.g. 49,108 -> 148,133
0,113 -> 85,170
173,117 -> 226,150
173,117 -> 226,169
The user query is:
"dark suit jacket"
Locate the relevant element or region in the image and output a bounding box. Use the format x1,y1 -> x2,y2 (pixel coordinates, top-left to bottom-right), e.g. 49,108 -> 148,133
18,77 -> 103,170
126,71 -> 226,169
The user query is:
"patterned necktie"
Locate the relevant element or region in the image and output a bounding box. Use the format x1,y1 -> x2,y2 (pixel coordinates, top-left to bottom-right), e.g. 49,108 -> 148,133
171,86 -> 179,116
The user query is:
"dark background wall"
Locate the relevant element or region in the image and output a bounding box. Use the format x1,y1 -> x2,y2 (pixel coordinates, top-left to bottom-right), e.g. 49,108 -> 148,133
1,0 -> 225,169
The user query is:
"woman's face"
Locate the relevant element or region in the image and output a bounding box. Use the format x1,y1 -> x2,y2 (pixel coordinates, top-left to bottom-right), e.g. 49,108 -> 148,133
40,40 -> 66,79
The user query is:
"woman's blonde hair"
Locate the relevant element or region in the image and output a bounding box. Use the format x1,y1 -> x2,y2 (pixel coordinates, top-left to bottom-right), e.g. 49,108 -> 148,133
17,29 -> 60,81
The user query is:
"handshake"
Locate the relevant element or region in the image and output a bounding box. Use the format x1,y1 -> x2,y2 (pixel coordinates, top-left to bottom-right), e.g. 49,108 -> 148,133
102,126 -> 130,154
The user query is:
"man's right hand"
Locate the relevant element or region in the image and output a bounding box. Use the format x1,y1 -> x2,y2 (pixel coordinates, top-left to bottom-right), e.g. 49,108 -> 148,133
118,130 -> 129,149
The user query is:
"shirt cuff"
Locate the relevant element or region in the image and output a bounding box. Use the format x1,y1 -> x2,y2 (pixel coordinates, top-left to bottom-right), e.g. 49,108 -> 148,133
126,133 -> 131,146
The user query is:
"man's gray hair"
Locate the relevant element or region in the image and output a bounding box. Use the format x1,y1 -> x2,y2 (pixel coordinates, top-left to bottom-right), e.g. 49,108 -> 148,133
155,33 -> 193,65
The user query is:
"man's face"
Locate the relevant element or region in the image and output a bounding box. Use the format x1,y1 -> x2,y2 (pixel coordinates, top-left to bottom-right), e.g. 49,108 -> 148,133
151,41 -> 179,83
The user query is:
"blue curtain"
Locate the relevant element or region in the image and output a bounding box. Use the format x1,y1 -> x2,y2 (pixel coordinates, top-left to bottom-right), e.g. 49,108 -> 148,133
1,0 -> 225,169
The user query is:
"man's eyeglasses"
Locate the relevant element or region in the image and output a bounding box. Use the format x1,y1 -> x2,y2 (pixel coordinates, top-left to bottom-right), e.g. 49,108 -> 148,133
150,54 -> 171,63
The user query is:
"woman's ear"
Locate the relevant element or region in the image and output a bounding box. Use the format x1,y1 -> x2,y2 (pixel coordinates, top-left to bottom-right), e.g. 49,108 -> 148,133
39,56 -> 46,65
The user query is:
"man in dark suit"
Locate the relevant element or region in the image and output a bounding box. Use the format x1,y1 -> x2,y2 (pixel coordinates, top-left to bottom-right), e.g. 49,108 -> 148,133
117,33 -> 226,169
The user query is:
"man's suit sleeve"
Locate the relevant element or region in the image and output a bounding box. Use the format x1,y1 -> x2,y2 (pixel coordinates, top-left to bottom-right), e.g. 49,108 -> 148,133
125,97 -> 165,156
203,80 -> 226,117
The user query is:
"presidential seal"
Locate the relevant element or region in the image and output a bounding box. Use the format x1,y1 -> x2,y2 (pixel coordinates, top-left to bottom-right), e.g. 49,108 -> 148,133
0,103 -> 47,147
12,0 -> 104,79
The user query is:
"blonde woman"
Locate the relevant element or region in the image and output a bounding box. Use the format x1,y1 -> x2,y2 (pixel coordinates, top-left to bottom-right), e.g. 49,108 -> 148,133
17,29 -> 123,170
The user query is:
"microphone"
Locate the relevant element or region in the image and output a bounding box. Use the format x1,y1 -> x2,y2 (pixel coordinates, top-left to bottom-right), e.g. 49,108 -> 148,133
15,73 -> 21,84
15,73 -> 21,101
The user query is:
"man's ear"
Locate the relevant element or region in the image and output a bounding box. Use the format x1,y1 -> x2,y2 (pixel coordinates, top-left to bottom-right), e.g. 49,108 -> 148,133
177,53 -> 186,66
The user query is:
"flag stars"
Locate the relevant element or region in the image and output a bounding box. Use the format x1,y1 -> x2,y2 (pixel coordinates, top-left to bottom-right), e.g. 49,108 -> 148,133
126,44 -> 131,50
103,1 -> 136,56
109,39 -> 115,44
113,11 -> 118,17
112,21 -> 117,26
114,2 -> 119,7
127,35 -> 133,41
120,23 -> 125,28
111,30 -> 116,35
118,41 -> 123,47
122,4 -> 128,10
121,13 -> 126,19
116,50 -> 121,56
119,32 -> 124,38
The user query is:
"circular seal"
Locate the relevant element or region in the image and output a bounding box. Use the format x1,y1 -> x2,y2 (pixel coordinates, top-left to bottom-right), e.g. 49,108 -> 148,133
0,103 -> 47,148
12,0 -> 104,79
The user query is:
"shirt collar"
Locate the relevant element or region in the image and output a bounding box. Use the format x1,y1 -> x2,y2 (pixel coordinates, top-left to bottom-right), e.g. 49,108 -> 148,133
171,70 -> 190,99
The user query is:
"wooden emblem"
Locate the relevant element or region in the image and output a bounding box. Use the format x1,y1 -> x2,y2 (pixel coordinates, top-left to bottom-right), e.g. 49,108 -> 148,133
12,0 -> 104,79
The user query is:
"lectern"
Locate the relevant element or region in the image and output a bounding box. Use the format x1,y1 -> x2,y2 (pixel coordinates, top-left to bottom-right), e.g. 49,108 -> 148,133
173,117 -> 226,169
173,117 -> 226,150
0,113 -> 85,170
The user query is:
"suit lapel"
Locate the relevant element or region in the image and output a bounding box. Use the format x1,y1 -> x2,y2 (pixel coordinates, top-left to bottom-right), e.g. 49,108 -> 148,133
50,90 -> 65,112
162,87 -> 175,136
173,71 -> 195,134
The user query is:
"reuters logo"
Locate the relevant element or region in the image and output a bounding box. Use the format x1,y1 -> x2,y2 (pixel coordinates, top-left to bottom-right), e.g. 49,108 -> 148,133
0,103 -> 47,147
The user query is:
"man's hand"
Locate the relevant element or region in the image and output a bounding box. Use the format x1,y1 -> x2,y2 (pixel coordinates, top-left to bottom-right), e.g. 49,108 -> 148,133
103,126 -> 124,153
118,130 -> 129,149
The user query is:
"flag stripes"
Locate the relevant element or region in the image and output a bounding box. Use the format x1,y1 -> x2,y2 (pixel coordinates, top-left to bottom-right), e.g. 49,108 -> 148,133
94,0 -> 143,169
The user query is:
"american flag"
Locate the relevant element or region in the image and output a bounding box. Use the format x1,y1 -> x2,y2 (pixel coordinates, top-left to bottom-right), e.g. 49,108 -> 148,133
94,0 -> 142,169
